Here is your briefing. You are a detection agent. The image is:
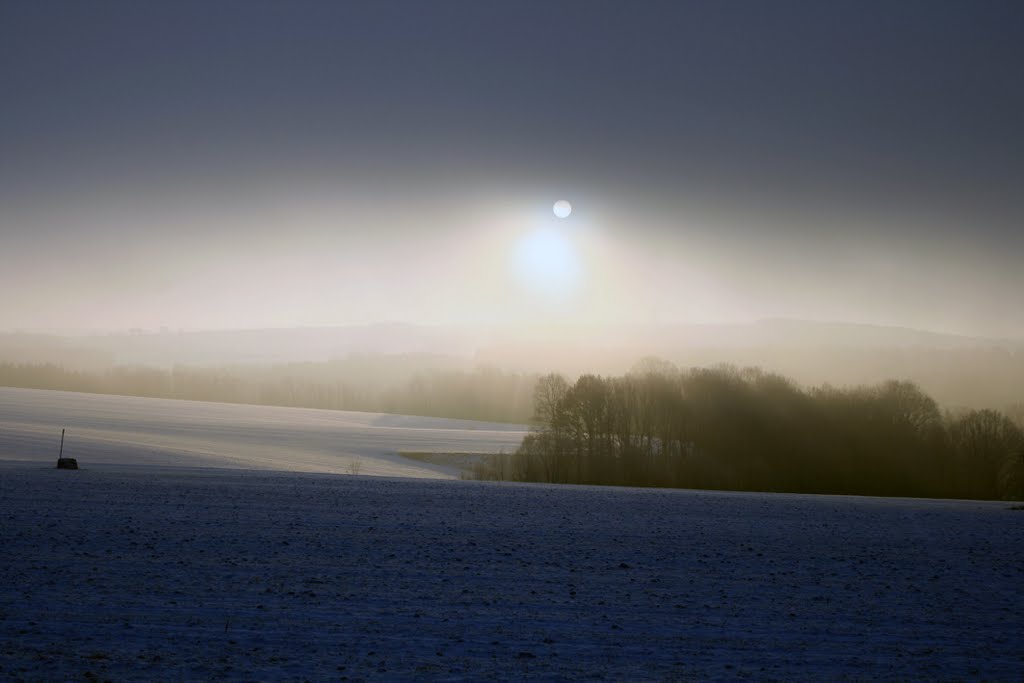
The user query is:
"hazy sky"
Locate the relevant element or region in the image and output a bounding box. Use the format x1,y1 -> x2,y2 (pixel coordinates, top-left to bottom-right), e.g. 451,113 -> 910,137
2,1 -> 1023,336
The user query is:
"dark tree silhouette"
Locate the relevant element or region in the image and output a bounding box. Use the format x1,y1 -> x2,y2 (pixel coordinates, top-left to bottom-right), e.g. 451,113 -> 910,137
486,363 -> 1023,501
949,409 -> 1024,500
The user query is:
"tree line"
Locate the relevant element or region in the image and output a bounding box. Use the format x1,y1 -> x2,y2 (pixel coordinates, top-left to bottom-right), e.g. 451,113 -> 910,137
0,360 -> 536,424
480,360 -> 1024,501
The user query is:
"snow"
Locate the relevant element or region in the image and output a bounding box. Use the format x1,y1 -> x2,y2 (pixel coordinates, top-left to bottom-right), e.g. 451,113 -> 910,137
1,386 -> 1021,678
0,387 -> 529,478
1,461 -> 1022,680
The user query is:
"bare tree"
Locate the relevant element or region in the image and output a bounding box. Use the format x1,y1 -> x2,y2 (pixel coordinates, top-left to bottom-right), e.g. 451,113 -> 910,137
950,409 -> 1024,499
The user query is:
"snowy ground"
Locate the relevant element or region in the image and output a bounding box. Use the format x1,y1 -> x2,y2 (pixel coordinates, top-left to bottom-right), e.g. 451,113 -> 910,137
1,461 -> 1021,680
0,387 -> 528,478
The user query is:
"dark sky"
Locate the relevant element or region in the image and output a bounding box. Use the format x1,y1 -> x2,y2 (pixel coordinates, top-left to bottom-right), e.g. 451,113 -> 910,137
2,1 -> 1023,335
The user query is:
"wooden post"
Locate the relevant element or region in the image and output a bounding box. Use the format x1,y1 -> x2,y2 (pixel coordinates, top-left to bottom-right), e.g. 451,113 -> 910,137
56,429 -> 77,469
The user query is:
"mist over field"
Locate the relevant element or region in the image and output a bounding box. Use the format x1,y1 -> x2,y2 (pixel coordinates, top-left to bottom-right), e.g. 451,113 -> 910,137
2,318 -> 1023,416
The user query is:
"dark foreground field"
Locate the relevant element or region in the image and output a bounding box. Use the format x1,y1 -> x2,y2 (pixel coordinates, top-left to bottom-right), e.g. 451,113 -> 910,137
1,461 -> 1021,680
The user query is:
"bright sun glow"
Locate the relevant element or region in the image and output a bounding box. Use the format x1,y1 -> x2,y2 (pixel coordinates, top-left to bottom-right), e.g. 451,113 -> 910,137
553,200 -> 572,218
510,227 -> 581,299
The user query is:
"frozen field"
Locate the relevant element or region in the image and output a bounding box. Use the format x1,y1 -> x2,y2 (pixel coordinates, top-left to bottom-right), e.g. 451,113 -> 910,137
0,387 -> 528,478
1,462 -> 1021,681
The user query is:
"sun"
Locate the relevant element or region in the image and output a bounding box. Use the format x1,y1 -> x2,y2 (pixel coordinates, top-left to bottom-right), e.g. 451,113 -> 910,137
553,199 -> 572,218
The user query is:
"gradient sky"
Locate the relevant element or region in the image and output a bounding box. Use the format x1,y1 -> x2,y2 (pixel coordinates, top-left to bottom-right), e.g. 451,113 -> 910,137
2,1 -> 1023,336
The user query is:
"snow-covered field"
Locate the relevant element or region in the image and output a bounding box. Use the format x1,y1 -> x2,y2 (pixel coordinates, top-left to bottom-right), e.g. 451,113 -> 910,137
1,461 -> 1021,680
1,387 -> 1022,679
0,387 -> 529,478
